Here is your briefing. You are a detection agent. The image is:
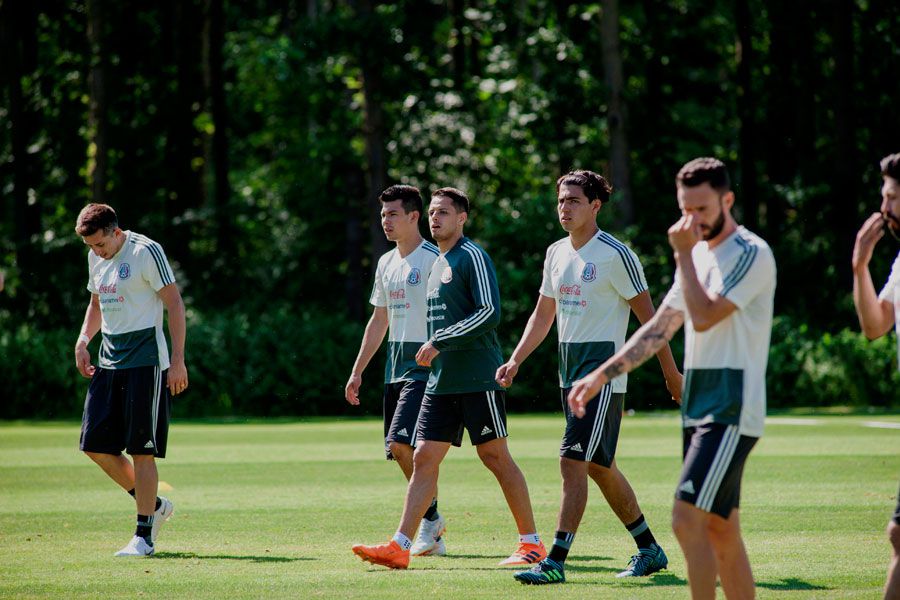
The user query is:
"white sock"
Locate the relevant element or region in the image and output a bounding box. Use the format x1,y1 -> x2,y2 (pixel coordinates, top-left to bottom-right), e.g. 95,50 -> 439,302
392,532 -> 412,551
519,533 -> 541,545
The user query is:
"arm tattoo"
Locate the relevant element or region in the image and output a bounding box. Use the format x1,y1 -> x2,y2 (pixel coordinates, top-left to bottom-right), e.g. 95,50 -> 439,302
600,307 -> 683,381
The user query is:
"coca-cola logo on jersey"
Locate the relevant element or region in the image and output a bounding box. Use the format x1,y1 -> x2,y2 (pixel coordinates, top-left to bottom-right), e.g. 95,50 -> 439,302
98,283 -> 117,294
390,289 -> 406,300
559,283 -> 581,296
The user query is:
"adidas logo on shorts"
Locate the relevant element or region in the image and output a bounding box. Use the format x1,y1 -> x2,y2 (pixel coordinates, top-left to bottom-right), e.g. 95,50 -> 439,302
144,441 -> 154,449
397,428 -> 408,437
481,426 -> 493,435
569,443 -> 583,452
678,480 -> 696,495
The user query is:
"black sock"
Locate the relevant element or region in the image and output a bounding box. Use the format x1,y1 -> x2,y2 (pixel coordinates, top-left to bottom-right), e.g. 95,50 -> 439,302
626,514 -> 657,550
547,531 -> 574,564
127,489 -> 161,512
135,514 -> 154,543
423,498 -> 438,521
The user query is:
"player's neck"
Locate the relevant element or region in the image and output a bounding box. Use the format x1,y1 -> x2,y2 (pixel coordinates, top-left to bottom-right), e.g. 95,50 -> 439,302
395,234 -> 423,258
437,230 -> 463,254
569,223 -> 599,250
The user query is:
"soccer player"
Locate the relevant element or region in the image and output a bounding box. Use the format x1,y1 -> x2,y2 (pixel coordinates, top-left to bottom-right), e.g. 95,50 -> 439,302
849,152 -> 900,600
345,184 -> 446,556
73,204 -> 187,557
567,158 -> 776,600
352,187 -> 545,569
496,170 -> 683,585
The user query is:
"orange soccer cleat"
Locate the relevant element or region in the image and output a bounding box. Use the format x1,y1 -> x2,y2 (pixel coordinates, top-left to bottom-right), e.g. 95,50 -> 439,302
351,540 -> 411,569
499,541 -> 547,566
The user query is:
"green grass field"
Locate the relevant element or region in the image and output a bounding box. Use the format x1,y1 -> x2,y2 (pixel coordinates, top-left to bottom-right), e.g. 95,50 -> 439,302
1,413 -> 897,599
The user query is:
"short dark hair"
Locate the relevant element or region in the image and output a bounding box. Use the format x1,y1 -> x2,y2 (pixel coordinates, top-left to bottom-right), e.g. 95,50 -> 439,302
881,153 -> 900,181
431,187 -> 470,214
676,157 -> 731,193
556,170 -> 612,203
379,184 -> 424,216
75,203 -> 118,236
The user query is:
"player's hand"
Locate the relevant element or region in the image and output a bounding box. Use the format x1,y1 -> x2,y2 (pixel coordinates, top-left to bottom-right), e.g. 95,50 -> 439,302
666,370 -> 684,406
74,343 -> 95,378
345,374 -> 362,406
568,371 -> 608,418
495,360 -> 519,388
852,212 -> 885,270
415,341 -> 439,367
167,358 -> 189,395
668,215 -> 702,255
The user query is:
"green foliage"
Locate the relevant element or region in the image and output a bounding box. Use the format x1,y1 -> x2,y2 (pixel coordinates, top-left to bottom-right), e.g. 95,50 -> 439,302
3,1 -> 899,415
768,316 -> 900,408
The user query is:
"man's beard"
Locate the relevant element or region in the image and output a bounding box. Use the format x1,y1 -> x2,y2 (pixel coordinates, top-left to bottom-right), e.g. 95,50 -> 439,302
702,208 -> 726,240
882,211 -> 900,241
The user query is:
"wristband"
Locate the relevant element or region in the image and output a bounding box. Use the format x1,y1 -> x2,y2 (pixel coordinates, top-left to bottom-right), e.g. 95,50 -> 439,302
78,333 -> 91,345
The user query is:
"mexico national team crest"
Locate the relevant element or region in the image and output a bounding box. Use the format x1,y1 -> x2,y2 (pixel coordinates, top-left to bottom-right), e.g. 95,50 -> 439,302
407,267 -> 421,286
581,262 -> 596,282
440,266 -> 453,284
118,263 -> 131,280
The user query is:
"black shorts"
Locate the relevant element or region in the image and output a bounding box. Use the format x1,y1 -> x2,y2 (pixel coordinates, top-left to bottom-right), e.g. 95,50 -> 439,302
417,390 -> 507,446
893,481 -> 900,525
675,423 -> 757,519
383,380 -> 426,459
80,366 -> 171,458
560,386 -> 624,468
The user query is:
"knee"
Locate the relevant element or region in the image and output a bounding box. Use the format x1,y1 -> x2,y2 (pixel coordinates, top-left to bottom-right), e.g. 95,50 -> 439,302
412,447 -> 439,473
562,458 -> 589,482
389,441 -> 412,461
477,446 -> 511,474
671,503 -> 698,541
889,521 -> 900,553
83,451 -> 104,463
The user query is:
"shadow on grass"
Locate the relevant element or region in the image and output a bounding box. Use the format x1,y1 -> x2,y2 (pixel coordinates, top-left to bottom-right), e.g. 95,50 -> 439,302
757,578 -> 830,591
154,551 -> 312,563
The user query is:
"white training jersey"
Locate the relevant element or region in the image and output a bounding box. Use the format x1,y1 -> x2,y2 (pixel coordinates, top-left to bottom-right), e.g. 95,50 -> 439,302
369,240 -> 439,383
877,250 -> 900,369
662,226 -> 776,438
86,231 -> 176,370
539,230 -> 648,391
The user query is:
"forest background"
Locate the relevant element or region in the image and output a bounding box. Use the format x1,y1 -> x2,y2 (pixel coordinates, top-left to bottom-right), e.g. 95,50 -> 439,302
2,0 -> 899,418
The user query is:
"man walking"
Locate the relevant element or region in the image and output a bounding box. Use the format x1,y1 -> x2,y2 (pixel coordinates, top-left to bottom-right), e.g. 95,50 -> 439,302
497,170 -> 682,585
352,187 -> 545,569
74,203 -> 188,557
345,184 -> 446,556
568,158 -> 776,599
850,152 -> 900,600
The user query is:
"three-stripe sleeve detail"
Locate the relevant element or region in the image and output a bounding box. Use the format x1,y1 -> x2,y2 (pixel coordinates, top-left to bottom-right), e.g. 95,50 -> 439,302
432,242 -> 496,342
719,235 -> 758,297
596,233 -> 646,295
131,234 -> 175,287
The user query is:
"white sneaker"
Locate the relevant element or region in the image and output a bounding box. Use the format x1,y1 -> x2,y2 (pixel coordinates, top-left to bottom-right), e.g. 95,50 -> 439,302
410,514 -> 447,556
151,496 -> 174,542
114,535 -> 155,557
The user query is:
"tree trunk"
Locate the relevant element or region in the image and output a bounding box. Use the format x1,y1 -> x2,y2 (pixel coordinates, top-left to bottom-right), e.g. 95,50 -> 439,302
86,0 -> 108,205
203,0 -> 232,273
830,0 -> 857,286
351,0 -> 389,275
2,0 -> 40,312
599,0 -> 633,226
735,0 -> 758,230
